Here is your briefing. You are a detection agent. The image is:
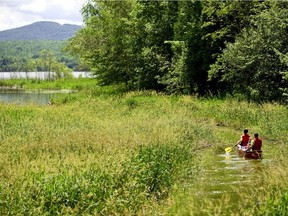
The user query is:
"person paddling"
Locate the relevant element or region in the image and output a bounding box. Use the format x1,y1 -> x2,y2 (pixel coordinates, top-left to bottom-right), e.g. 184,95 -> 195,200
236,129 -> 251,148
248,133 -> 262,151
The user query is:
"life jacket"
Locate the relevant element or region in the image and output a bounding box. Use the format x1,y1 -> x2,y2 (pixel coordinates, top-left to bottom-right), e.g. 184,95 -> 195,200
241,134 -> 250,146
252,138 -> 262,151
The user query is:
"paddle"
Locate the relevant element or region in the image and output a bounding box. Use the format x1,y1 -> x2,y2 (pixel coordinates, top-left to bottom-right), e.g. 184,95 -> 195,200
225,146 -> 233,153
225,143 -> 240,153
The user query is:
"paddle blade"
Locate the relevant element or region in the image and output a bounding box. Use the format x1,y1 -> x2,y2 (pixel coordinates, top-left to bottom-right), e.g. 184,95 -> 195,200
225,147 -> 233,153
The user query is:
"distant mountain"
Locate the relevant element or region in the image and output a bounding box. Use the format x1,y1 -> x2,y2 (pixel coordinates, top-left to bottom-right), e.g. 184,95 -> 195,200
0,21 -> 81,41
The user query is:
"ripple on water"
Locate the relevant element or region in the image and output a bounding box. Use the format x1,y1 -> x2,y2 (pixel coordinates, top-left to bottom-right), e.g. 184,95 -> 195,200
191,152 -> 267,202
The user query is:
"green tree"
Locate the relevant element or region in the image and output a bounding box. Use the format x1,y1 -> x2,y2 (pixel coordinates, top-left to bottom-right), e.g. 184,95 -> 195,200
159,1 -> 203,94
0,56 -> 18,72
201,0 -> 262,94
177,1 -> 204,95
133,1 -> 178,90
160,0 -> 259,95
18,58 -> 36,72
66,0 -> 138,87
36,49 -> 72,80
209,2 -> 288,102
66,0 -> 178,90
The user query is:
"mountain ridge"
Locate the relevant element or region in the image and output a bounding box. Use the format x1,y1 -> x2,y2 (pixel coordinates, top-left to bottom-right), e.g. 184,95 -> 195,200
0,21 -> 81,41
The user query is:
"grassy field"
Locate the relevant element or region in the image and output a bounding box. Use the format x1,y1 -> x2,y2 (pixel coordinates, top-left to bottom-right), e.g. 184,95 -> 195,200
0,79 -> 287,215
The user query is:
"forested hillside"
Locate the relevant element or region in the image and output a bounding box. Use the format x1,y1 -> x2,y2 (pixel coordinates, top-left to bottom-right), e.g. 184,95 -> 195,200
0,22 -> 88,73
0,40 -> 85,72
0,41 -> 65,57
0,21 -> 81,41
66,0 -> 288,102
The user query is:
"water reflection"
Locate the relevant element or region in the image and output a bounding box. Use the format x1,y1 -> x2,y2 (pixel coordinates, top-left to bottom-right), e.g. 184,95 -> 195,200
0,88 -> 72,105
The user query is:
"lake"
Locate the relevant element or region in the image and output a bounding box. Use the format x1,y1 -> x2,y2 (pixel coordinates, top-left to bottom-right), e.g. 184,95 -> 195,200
0,71 -> 89,105
0,88 -> 74,105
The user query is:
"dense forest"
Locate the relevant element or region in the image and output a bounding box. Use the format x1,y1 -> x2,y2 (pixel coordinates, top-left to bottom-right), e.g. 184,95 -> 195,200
66,0 -> 288,102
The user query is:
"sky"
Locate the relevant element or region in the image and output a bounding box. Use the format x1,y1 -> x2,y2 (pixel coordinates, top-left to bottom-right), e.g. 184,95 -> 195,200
0,0 -> 87,31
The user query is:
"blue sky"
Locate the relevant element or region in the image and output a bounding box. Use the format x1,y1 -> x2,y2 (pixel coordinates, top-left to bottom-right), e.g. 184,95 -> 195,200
0,0 -> 86,31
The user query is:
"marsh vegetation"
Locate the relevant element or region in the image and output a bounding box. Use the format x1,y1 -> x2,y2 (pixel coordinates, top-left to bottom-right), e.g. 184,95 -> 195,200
0,80 -> 287,215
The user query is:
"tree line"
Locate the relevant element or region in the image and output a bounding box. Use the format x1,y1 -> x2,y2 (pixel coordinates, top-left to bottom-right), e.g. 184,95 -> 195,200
0,40 -> 89,73
66,0 -> 288,102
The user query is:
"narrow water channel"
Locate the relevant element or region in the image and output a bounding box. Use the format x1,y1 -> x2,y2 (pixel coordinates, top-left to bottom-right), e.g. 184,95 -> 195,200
189,150 -> 269,212
198,153 -> 263,198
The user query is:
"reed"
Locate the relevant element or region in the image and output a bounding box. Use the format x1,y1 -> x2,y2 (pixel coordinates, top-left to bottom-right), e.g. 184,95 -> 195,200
0,88 -> 287,215
0,78 -> 97,90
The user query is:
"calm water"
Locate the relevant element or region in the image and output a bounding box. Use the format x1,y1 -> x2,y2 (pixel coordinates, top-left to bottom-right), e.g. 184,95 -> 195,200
0,71 -> 89,105
198,153 -> 264,197
190,150 -> 269,211
0,88 -> 72,105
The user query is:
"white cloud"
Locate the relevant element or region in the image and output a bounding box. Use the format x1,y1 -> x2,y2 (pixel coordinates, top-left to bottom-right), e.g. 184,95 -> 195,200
0,6 -> 42,30
20,1 -> 48,13
0,0 -> 86,31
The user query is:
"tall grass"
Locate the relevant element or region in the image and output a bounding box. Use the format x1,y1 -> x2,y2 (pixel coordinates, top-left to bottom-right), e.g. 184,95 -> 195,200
1,144 -> 195,215
0,86 -> 287,215
0,78 -> 97,90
